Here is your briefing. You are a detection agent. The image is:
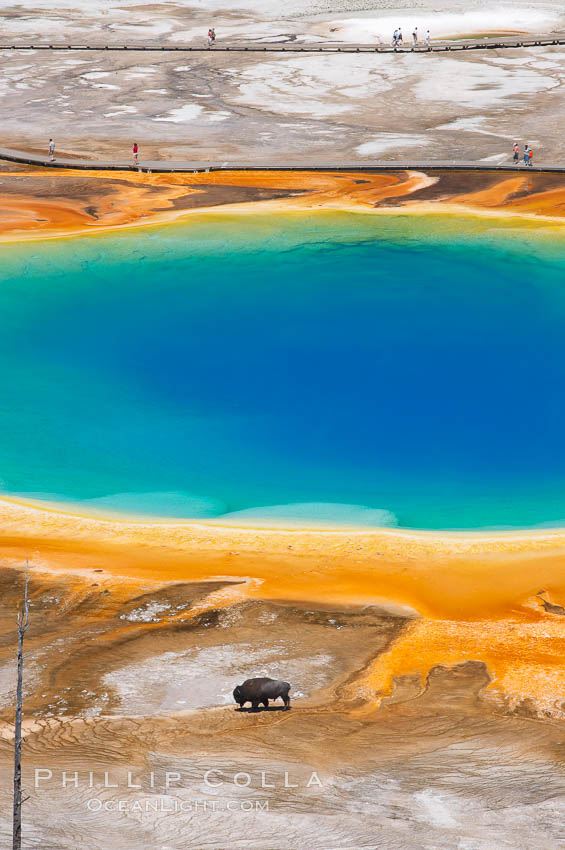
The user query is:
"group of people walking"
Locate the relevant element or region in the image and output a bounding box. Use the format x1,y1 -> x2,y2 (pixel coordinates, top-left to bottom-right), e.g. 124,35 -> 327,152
392,27 -> 431,47
207,27 -> 216,47
513,143 -> 534,166
44,139 -> 539,170
45,137 -> 538,171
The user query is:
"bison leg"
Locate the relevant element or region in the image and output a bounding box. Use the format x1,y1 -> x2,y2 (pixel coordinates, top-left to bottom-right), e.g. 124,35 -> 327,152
283,693 -> 291,710
251,700 -> 260,712
262,699 -> 269,709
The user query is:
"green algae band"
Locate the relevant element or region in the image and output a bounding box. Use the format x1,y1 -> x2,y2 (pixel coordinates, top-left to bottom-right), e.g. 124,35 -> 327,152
1,211 -> 565,529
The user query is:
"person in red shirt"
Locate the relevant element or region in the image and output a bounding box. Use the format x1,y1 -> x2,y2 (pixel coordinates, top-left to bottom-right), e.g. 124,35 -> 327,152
132,142 -> 139,166
528,148 -> 533,166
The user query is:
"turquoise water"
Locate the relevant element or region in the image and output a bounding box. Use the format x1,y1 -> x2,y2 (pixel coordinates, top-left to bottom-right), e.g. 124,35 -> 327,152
2,211 -> 565,529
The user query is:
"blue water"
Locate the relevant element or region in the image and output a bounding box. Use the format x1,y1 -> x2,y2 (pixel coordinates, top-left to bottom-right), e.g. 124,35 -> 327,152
2,211 -> 565,529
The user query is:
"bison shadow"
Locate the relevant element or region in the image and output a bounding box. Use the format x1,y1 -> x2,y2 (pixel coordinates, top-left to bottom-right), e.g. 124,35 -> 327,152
234,705 -> 291,713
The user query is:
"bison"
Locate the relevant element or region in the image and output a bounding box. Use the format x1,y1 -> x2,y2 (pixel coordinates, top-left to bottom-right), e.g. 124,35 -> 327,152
233,677 -> 291,711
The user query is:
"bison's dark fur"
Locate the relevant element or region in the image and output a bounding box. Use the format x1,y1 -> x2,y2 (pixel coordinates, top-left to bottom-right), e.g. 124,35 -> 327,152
233,677 -> 291,711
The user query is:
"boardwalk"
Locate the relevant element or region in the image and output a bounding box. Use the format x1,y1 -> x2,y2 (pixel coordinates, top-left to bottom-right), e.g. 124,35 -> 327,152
1,33 -> 565,55
0,146 -> 559,174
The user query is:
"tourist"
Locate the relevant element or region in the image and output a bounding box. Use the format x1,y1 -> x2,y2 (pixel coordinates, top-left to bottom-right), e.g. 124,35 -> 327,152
132,142 -> 139,165
392,28 -> 399,46
48,138 -> 55,161
523,144 -> 529,166
413,27 -> 418,45
425,30 -> 431,47
397,27 -> 403,45
513,142 -> 519,164
529,147 -> 534,166
208,27 -> 216,47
